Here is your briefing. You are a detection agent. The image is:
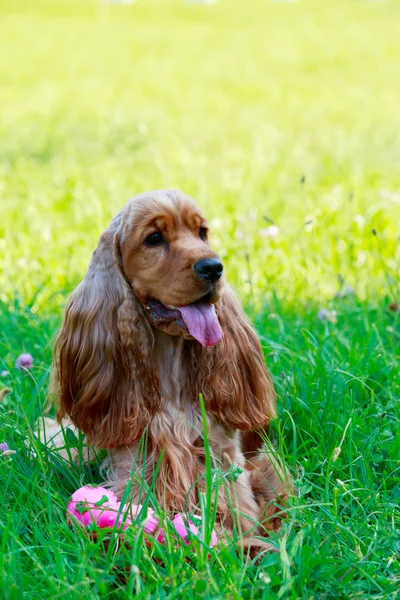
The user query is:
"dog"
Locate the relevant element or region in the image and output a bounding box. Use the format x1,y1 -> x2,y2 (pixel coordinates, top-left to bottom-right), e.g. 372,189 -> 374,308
50,189 -> 292,549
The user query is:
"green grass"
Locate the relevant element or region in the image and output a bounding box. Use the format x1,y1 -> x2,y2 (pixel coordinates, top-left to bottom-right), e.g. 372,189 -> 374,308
0,0 -> 399,597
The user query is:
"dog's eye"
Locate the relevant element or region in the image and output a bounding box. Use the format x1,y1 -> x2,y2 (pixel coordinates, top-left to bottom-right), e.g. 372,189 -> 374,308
199,227 -> 208,241
145,232 -> 164,246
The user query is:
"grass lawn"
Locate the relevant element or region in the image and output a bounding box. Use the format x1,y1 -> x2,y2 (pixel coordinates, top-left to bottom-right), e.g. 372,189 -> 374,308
1,0 -> 399,597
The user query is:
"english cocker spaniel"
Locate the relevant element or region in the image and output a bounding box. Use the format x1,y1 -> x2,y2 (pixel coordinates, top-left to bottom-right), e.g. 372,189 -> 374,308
51,190 -> 292,550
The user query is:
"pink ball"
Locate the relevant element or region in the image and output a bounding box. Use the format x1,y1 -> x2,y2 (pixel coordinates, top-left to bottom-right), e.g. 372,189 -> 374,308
67,485 -> 120,527
67,486 -> 154,531
66,488 -> 218,549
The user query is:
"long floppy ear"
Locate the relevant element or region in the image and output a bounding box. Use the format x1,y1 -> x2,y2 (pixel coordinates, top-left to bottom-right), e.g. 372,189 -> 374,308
187,285 -> 276,433
51,215 -> 159,448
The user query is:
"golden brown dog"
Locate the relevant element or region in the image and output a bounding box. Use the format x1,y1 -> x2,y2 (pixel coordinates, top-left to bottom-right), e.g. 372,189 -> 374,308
51,190 -> 292,549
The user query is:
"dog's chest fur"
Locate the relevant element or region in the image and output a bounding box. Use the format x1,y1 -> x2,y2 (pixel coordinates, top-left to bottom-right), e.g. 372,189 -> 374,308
106,330 -> 242,503
151,330 -> 201,444
152,330 -> 239,453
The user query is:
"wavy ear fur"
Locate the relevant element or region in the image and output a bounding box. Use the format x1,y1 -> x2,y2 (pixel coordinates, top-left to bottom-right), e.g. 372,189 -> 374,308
187,285 -> 276,432
52,215 -> 159,448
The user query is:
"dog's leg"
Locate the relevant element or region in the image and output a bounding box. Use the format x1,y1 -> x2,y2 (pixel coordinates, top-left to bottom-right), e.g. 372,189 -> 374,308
34,417 -> 95,463
212,461 -> 278,555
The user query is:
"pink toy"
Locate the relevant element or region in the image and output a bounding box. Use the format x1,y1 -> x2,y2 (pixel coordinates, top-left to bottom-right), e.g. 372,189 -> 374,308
67,485 -> 148,529
142,513 -> 218,547
67,485 -> 218,548
172,514 -> 218,548
172,514 -> 199,544
144,513 -> 166,543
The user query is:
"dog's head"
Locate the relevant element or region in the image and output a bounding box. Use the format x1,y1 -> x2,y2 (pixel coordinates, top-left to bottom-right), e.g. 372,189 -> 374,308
116,190 -> 224,346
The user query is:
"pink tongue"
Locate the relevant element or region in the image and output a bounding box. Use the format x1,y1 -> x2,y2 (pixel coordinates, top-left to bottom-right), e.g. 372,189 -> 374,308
178,303 -> 223,347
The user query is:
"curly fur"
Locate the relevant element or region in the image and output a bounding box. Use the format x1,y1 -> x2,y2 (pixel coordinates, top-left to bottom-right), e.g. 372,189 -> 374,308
51,189 -> 293,549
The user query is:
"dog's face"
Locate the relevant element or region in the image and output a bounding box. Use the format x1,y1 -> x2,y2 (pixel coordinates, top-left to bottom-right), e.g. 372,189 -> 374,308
119,191 -> 224,346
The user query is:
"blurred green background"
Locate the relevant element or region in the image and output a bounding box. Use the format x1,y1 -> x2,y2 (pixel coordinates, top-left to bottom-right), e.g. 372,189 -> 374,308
1,0 -> 400,310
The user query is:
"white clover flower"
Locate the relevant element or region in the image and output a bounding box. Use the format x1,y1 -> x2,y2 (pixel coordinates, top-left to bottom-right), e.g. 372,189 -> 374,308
260,225 -> 280,238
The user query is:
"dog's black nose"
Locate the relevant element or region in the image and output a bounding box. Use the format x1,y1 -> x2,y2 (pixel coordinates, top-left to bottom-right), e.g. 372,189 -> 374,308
194,258 -> 224,282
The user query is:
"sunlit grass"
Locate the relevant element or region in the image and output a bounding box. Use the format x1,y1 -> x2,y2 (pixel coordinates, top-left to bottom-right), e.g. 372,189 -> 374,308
1,0 -> 400,597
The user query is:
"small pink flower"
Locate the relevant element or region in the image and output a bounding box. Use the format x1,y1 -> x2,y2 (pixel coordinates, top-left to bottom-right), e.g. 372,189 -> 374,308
16,353 -> 34,370
0,442 -> 16,456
